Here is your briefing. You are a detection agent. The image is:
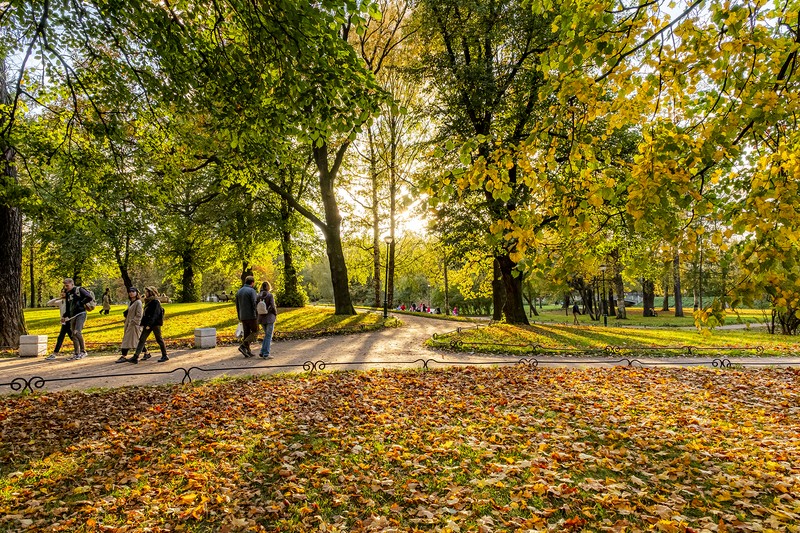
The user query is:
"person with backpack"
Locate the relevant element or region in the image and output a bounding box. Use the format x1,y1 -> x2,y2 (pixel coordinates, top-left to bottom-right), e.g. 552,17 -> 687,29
63,278 -> 93,360
235,276 -> 258,358
256,281 -> 278,359
122,286 -> 168,364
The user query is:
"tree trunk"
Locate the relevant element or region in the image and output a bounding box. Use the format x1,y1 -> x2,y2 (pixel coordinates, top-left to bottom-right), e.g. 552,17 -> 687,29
492,258 -> 505,320
0,57 -> 27,346
314,143 -> 355,315
497,254 -> 529,325
614,272 -> 626,319
661,266 -> 670,312
673,248 -> 684,317
29,242 -> 35,308
369,129 -> 381,309
279,198 -> 303,307
443,255 -> 449,314
114,247 -> 133,289
642,279 -> 656,316
180,248 -> 199,302
240,261 -> 254,285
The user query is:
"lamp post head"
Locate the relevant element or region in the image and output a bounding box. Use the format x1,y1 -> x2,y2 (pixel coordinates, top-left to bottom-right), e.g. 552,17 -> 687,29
599,263 -> 607,272
384,235 -> 394,245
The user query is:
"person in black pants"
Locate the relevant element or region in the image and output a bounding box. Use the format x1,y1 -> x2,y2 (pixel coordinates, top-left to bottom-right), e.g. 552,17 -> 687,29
123,286 -> 168,364
46,289 -> 73,360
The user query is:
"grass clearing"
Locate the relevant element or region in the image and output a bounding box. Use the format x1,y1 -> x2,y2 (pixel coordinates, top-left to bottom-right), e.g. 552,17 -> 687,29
427,322 -> 800,357
0,367 -> 798,531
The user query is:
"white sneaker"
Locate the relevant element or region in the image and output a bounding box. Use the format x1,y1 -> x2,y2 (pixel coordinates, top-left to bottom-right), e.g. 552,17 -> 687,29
66,354 -> 78,361
45,354 -> 57,361
76,352 -> 87,359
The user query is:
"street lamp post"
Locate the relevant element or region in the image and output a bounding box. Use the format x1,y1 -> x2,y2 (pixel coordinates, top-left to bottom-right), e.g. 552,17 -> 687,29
600,263 -> 608,327
383,235 -> 394,319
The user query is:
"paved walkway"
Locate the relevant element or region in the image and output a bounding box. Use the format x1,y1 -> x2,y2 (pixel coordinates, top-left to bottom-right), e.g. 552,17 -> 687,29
2,315 -> 799,394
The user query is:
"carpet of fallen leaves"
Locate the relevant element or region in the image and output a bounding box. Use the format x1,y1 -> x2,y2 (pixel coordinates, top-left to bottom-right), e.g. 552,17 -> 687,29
1,367 -> 799,532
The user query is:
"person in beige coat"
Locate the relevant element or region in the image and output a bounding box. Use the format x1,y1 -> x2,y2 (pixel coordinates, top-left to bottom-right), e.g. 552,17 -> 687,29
116,287 -> 149,363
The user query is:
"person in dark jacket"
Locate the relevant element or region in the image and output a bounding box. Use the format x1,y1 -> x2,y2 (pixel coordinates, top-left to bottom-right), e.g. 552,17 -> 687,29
63,278 -> 92,360
256,281 -> 278,359
236,276 -> 258,358
123,286 -> 168,364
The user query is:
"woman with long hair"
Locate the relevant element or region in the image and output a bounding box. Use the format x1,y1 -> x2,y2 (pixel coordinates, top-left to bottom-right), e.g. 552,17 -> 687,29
122,286 -> 168,364
116,287 -> 150,363
256,281 -> 277,358
45,288 -> 72,361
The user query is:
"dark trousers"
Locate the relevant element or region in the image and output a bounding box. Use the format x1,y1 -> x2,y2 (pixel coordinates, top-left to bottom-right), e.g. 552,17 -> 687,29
241,319 -> 259,352
133,326 -> 167,358
53,323 -> 73,353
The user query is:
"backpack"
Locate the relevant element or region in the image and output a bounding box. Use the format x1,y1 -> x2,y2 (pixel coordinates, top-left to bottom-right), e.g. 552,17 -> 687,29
82,288 -> 97,312
257,300 -> 268,315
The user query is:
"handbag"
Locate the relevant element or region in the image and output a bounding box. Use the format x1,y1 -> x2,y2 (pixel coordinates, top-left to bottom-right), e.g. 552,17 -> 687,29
257,300 -> 268,315
235,322 -> 244,338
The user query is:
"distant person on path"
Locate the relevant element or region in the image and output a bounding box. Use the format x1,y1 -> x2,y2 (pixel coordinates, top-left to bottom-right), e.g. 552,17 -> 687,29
236,276 -> 258,358
572,302 -> 580,325
452,306 -> 458,316
124,287 -> 168,364
256,281 -> 278,359
63,278 -> 91,360
45,289 -> 72,361
115,287 -> 150,363
101,288 -> 112,315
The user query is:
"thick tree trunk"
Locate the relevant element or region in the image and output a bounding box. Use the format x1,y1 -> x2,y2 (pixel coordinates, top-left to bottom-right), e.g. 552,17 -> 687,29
240,261 -> 254,285
315,144 -> 355,315
114,249 -> 133,289
179,248 -> 199,302
279,199 -> 303,307
497,254 -> 529,325
0,204 -> 26,348
661,267 -> 670,312
118,267 -> 133,292
673,248 -> 684,317
0,61 -> 27,346
642,279 -> 656,316
492,258 -> 505,320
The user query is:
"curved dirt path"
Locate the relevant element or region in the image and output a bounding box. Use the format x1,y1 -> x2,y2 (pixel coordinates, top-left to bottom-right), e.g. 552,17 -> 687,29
2,315 -> 799,394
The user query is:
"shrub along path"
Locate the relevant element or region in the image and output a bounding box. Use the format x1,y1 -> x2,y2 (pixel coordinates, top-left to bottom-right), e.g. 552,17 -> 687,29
2,314 -> 800,394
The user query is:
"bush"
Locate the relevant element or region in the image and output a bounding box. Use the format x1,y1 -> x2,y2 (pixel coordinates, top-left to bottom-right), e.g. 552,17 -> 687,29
276,284 -> 308,308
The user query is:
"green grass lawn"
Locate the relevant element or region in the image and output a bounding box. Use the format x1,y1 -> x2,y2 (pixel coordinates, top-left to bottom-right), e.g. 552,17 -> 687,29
428,321 -> 800,357
526,305 -> 768,328
17,303 -> 385,354
1,367 -> 797,531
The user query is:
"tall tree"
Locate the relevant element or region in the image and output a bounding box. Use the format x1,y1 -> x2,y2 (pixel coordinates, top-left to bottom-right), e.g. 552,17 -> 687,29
416,0 -> 557,324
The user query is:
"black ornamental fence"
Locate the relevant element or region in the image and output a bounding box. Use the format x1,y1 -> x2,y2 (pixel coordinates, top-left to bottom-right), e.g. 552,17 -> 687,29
3,355 -> 799,394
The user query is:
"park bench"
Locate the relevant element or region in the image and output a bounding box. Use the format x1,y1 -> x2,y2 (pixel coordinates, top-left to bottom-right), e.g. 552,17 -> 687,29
216,292 -> 231,302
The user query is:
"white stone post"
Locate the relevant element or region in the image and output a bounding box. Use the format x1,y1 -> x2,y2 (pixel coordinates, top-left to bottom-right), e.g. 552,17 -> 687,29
19,335 -> 48,357
194,328 -> 216,349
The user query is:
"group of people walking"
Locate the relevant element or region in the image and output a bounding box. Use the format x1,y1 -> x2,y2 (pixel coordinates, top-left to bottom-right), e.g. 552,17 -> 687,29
45,277 -> 278,363
236,276 -> 277,358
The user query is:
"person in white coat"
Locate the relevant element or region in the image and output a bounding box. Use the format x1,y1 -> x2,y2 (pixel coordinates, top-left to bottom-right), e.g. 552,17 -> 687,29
115,287 -> 149,363
45,289 -> 72,361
